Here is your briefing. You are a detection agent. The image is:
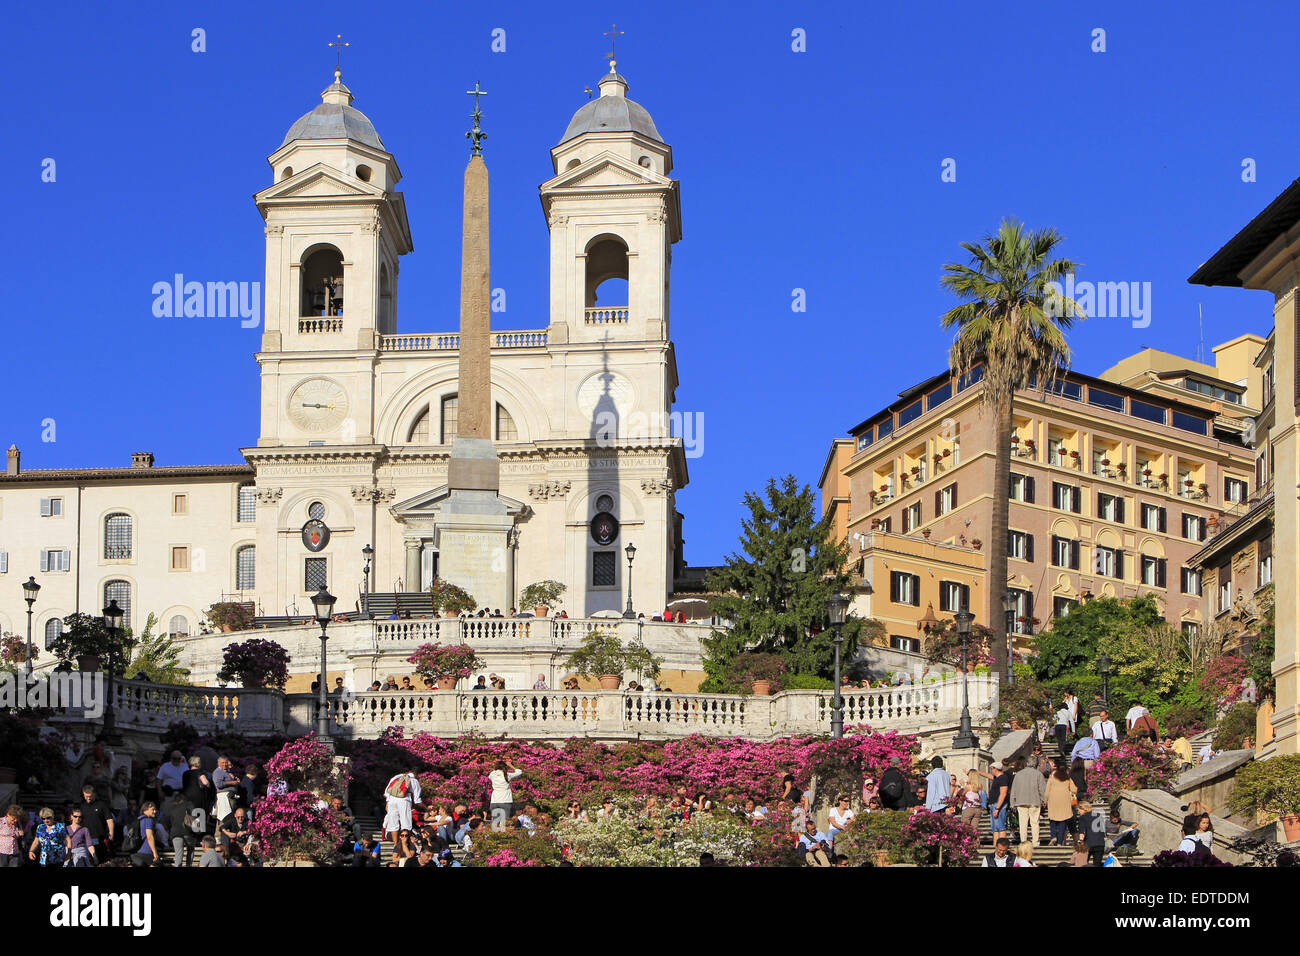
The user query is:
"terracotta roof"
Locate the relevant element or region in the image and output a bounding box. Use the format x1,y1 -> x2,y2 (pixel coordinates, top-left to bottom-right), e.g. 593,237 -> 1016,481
0,464 -> 253,483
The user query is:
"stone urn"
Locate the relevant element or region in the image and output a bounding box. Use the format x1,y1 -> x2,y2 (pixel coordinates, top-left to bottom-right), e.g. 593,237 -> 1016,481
751,680 -> 773,696
76,654 -> 101,672
598,674 -> 622,690
437,677 -> 457,690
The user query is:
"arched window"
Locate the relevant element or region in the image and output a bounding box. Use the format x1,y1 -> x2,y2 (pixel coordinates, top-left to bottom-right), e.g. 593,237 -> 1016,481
379,263 -> 393,333
168,615 -> 190,637
104,580 -> 131,628
440,395 -> 459,444
300,246 -> 345,317
237,483 -> 257,522
236,546 -> 256,591
584,236 -> 629,315
44,618 -> 63,649
308,501 -> 326,521
408,407 -> 430,443
104,513 -> 132,559
496,403 -> 518,441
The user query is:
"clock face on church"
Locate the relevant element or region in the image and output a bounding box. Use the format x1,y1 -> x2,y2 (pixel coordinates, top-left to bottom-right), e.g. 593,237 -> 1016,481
287,378 -> 349,433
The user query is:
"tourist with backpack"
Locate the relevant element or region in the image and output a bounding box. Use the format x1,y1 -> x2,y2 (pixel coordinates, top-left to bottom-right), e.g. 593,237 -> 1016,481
129,802 -> 163,867
382,771 -> 420,840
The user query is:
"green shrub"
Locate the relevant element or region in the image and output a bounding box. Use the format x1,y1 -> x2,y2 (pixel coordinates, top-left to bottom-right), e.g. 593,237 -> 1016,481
1213,702 -> 1257,751
780,673 -> 834,690
830,810 -> 909,865
1227,754 -> 1300,818
1159,702 -> 1210,738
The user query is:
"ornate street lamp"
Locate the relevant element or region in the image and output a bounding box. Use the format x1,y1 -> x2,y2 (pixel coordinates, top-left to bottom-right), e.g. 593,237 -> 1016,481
361,544 -> 374,616
826,593 -> 849,739
952,604 -> 978,749
622,542 -> 637,619
22,576 -> 40,678
1002,590 -> 1018,687
101,599 -> 125,745
312,587 -> 337,748
1098,652 -> 1111,707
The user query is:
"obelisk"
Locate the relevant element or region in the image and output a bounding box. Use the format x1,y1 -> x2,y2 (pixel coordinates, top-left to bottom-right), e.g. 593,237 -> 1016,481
438,82 -> 513,611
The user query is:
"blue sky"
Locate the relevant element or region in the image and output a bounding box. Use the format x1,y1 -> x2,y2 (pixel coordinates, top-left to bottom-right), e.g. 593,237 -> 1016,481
3,1 -> 1292,566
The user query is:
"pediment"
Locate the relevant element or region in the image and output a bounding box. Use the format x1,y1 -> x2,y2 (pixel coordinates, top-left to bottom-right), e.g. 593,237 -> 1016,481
255,164 -> 384,203
541,152 -> 671,191
391,486 -> 527,518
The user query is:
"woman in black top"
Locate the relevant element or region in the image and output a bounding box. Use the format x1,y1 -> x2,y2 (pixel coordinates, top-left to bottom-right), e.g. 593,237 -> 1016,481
238,764 -> 266,815
181,757 -> 214,829
1068,757 -> 1089,837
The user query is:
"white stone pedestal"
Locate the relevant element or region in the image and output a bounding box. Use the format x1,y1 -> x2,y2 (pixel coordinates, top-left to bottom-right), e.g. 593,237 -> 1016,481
438,491 -> 514,613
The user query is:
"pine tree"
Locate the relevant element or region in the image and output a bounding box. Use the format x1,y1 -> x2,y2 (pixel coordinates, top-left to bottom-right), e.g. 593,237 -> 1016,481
701,474 -> 878,688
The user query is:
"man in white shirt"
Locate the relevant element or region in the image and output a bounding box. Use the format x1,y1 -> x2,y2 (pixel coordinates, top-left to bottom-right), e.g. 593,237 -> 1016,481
156,751 -> 187,794
1054,705 -> 1072,755
382,771 -> 421,840
1125,704 -> 1150,733
1091,710 -> 1119,749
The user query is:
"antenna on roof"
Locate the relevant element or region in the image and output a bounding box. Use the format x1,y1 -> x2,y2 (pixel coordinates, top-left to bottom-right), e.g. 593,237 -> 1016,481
1197,303 -> 1205,363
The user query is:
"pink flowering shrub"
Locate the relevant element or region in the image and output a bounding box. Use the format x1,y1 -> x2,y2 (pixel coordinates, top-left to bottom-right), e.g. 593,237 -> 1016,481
247,790 -> 347,863
406,643 -> 481,681
217,638 -> 290,689
1090,738 -> 1177,800
484,848 -> 541,867
265,733 -> 348,795
1198,656 -> 1250,710
345,729 -> 920,815
898,811 -> 979,867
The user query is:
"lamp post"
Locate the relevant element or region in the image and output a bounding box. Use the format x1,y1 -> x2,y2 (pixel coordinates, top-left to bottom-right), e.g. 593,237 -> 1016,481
1098,652 -> 1111,707
312,587 -> 337,749
22,576 -> 40,678
622,542 -> 637,619
951,605 -> 978,748
101,599 -> 124,745
825,593 -> 849,739
361,544 -> 373,617
1002,590 -> 1017,687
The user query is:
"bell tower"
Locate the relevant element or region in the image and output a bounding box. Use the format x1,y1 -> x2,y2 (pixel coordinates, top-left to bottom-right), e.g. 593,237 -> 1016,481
540,59 -> 681,347
253,68 -> 413,447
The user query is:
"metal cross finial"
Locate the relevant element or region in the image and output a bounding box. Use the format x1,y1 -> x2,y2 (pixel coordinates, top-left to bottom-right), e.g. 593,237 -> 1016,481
465,81 -> 488,155
603,23 -> 625,61
328,33 -> 350,72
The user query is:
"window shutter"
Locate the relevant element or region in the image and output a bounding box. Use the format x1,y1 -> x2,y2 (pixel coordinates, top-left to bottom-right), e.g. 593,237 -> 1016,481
935,489 -> 941,515
1224,477 -> 1231,499
1156,558 -> 1167,589
1198,516 -> 1207,539
910,574 -> 920,606
1050,535 -> 1061,566
1096,491 -> 1103,517
1116,498 -> 1126,523
1260,535 -> 1272,562
40,550 -> 48,572
62,550 -> 71,572
1158,507 -> 1167,533
1026,534 -> 1035,564
1025,476 -> 1035,503
0,551 -> 6,573
1071,539 -> 1081,570
40,497 -> 51,517
1115,550 -> 1125,579
890,572 -> 899,603
952,482 -> 958,507
1008,529 -> 1016,554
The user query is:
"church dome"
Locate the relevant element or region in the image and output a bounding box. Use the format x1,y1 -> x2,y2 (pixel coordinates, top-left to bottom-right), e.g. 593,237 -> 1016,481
281,71 -> 385,150
559,66 -> 663,145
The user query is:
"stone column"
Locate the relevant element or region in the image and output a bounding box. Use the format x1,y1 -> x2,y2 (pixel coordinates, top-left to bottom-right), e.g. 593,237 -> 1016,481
404,540 -> 421,592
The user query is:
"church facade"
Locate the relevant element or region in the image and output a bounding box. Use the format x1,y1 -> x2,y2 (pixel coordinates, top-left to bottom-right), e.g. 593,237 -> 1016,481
0,63 -> 691,642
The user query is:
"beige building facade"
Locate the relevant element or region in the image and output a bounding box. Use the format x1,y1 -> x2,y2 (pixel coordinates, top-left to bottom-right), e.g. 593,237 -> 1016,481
820,346 -> 1259,656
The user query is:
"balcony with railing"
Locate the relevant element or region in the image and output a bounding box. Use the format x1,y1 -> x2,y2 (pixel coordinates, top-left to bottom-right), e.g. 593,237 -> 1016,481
584,307 -> 628,325
378,329 -> 549,352
298,317 -> 344,333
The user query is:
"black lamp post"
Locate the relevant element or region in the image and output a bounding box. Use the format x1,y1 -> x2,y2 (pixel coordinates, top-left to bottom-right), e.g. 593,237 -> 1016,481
22,576 -> 40,678
622,542 -> 637,619
825,593 -> 849,738
1098,652 -> 1111,707
101,599 -> 124,745
361,544 -> 373,616
952,605 -> 978,748
312,587 -> 337,748
1002,590 -> 1017,686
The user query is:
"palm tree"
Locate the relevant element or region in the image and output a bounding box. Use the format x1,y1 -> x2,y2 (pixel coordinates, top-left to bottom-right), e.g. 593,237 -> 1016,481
940,218 -> 1083,683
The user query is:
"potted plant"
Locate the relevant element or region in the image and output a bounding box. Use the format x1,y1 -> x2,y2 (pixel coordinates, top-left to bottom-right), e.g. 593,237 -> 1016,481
1010,435 -> 1019,444
206,602 -> 255,633
910,465 -> 920,475
216,638 -> 291,689
1025,439 -> 1035,449
942,449 -> 951,457
519,580 -> 566,617
869,491 -> 877,503
725,652 -> 787,695
1100,458 -> 1110,467
407,643 -> 481,689
47,612 -> 135,673
428,578 -> 477,618
1069,450 -> 1079,459
921,529 -> 932,540
1227,754 -> 1300,840
564,629 -> 662,690
971,538 -> 983,550
1199,482 -> 1209,495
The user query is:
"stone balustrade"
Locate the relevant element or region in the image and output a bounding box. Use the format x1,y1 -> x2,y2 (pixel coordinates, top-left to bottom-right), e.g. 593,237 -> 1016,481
584,307 -> 629,324
378,329 -> 548,352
